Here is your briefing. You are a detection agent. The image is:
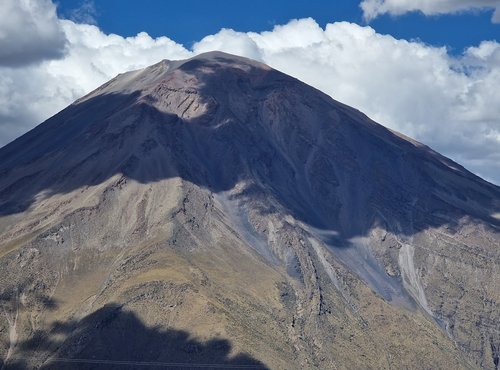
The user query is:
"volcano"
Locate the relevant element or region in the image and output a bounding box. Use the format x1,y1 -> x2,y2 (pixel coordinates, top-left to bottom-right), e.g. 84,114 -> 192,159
0,51 -> 499,369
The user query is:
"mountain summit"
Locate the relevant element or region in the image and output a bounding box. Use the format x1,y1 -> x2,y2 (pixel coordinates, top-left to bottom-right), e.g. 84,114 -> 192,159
0,51 -> 499,369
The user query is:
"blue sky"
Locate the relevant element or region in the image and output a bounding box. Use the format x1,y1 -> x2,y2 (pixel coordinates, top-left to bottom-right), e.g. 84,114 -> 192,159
56,0 -> 499,53
1,0 -> 500,184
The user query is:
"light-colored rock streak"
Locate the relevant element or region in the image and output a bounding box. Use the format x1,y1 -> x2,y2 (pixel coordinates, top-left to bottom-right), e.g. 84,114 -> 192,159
309,238 -> 340,290
2,291 -> 19,370
309,237 -> 359,312
214,192 -> 279,264
398,242 -> 432,315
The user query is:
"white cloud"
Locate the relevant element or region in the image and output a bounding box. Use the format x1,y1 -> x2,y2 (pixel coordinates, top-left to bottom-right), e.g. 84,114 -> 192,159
360,0 -> 500,22
194,29 -> 262,61
0,5 -> 499,185
0,0 -> 67,66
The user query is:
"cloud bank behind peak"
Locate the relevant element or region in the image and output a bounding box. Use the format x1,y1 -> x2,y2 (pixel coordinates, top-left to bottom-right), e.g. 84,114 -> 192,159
360,0 -> 500,23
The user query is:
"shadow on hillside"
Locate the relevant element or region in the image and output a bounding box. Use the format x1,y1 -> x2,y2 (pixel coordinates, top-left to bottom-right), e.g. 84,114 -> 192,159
0,282 -> 59,312
3,303 -> 268,370
0,54 -> 499,241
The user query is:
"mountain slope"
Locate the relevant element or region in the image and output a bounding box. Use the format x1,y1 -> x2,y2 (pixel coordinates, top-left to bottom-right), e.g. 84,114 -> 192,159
0,51 -> 499,369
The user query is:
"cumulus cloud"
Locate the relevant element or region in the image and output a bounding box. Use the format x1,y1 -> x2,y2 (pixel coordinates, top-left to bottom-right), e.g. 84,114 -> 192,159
0,7 -> 499,185
360,0 -> 500,23
194,29 -> 262,61
0,0 -> 67,66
